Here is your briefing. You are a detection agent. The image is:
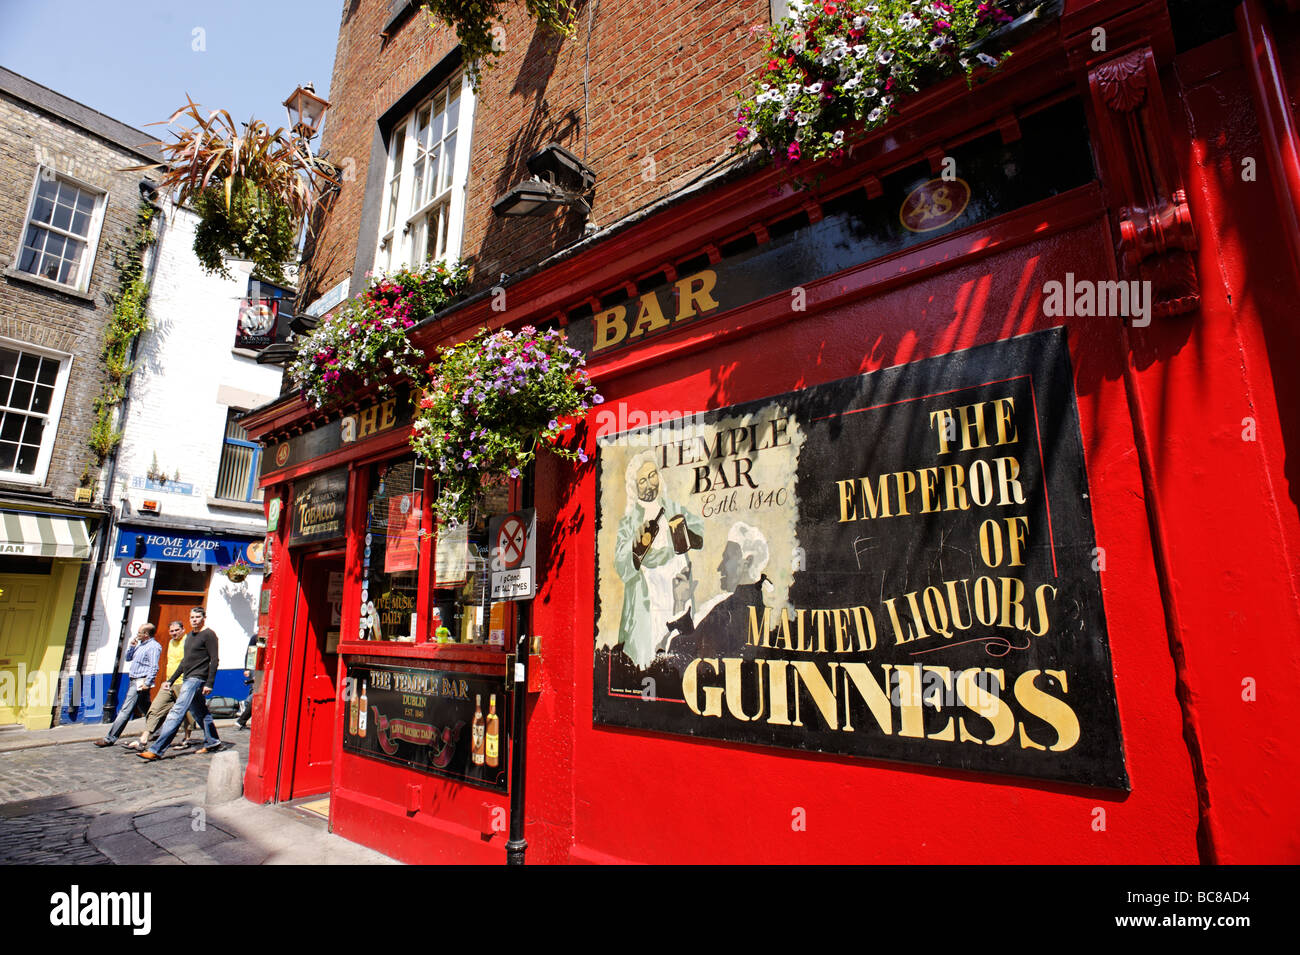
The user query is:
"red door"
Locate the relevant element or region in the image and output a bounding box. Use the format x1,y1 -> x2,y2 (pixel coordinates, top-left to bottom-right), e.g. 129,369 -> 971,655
281,553 -> 342,800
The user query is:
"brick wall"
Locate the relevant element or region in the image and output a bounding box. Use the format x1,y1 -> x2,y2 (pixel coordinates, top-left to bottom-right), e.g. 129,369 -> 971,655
0,89 -> 156,503
301,0 -> 769,305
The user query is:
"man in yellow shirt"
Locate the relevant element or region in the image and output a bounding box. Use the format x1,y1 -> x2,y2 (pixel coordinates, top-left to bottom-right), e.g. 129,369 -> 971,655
129,621 -> 196,750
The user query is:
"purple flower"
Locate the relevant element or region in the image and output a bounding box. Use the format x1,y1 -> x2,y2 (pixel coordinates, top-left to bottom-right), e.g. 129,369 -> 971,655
578,450 -> 589,463
462,449 -> 472,460
548,419 -> 559,430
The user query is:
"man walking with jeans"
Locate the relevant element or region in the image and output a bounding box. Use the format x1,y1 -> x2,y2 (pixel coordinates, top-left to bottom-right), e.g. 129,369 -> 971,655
93,623 -> 161,747
139,607 -> 221,760
131,620 -> 196,750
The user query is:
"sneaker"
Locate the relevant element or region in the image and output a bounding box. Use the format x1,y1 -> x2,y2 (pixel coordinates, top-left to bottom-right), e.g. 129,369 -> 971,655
93,739 -> 113,747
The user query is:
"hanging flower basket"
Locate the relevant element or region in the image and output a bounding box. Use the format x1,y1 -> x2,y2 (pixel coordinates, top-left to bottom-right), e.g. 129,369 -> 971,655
220,559 -> 251,582
736,1 -> 1040,168
192,177 -> 297,284
409,325 -> 603,524
289,261 -> 468,409
132,101 -> 337,284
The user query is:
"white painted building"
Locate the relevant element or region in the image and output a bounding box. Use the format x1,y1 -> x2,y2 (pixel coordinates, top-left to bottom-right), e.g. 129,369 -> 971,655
69,201 -> 286,717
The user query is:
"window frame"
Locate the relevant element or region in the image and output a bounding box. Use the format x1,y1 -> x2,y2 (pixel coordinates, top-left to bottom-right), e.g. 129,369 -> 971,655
13,167 -> 108,293
0,336 -> 73,486
374,70 -> 476,276
214,407 -> 262,502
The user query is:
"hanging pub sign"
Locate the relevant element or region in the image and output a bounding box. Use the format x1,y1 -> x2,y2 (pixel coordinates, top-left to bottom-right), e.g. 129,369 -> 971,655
235,298 -> 278,350
592,327 -> 1128,789
343,662 -> 509,792
288,467 -> 348,546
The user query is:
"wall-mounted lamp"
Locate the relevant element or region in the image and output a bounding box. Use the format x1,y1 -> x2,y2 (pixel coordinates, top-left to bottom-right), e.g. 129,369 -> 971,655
494,143 -> 596,218
283,82 -> 331,142
284,82 -> 340,190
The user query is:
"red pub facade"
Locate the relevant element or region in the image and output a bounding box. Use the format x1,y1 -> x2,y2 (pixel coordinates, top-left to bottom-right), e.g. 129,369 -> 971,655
239,0 -> 1300,864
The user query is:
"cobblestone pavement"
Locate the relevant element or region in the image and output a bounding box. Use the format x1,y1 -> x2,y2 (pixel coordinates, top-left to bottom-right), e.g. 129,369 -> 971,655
0,725 -> 396,865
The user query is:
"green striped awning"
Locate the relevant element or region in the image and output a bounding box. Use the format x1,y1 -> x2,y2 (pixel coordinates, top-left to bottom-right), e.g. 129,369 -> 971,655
0,512 -> 92,559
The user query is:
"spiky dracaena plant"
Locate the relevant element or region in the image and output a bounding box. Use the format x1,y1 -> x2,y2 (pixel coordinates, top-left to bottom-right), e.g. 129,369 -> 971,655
131,98 -> 337,279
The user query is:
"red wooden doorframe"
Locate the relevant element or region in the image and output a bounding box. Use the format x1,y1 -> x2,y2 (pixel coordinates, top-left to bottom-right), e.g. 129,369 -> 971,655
276,550 -> 343,801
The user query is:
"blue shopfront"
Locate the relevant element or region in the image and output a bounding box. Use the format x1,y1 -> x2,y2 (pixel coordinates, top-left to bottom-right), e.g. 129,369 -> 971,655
63,525 -> 267,724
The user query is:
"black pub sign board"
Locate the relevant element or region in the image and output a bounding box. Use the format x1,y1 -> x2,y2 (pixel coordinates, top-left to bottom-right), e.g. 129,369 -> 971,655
566,101 -> 1095,360
260,389 -> 414,479
592,327 -> 1128,789
344,662 -> 509,792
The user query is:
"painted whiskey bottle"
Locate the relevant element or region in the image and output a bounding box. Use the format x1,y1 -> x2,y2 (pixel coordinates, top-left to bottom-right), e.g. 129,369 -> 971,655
471,694 -> 486,766
485,694 -> 499,768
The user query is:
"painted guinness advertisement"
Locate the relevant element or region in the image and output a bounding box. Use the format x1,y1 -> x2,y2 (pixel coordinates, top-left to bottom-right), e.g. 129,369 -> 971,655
344,662 -> 509,792
593,328 -> 1128,789
288,467 -> 348,546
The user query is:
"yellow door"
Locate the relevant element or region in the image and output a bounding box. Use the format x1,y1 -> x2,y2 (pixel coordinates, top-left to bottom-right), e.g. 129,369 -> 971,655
0,574 -> 56,727
0,564 -> 77,730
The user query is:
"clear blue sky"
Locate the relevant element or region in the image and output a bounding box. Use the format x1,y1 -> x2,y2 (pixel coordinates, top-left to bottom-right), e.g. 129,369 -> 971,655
0,0 -> 339,141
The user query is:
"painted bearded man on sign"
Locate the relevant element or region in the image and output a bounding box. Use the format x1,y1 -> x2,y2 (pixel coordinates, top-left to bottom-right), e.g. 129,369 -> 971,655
614,451 -> 703,668
665,520 -> 772,662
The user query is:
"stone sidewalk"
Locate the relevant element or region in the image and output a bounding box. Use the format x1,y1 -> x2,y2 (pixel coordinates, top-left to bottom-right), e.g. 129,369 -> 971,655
0,720 -> 397,865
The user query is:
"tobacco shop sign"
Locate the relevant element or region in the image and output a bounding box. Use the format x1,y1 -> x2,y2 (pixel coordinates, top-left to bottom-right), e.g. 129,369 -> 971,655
288,467 -> 348,546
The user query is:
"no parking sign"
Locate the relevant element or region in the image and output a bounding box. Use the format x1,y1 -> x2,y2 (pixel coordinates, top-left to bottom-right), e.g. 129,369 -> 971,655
117,559 -> 151,589
488,509 -> 536,601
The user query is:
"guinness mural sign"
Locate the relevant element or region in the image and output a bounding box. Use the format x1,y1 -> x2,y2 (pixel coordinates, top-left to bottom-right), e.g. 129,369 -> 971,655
593,328 -> 1128,789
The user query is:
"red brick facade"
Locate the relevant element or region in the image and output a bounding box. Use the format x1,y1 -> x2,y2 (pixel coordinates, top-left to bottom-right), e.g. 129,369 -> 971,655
302,0 -> 768,302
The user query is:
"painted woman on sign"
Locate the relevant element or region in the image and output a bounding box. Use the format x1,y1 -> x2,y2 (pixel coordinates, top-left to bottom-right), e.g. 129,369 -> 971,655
614,451 -> 704,668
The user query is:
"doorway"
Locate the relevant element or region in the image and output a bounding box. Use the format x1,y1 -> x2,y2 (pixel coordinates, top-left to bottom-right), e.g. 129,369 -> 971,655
279,551 -> 343,800
0,566 -> 57,727
146,561 -> 210,696
146,589 -> 205,696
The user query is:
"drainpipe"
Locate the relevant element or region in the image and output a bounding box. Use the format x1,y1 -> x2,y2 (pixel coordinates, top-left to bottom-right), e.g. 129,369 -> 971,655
506,629 -> 532,865
66,185 -> 166,724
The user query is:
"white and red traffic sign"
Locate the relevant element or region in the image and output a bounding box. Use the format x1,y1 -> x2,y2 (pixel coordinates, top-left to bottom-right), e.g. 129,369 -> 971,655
117,559 -> 152,589
488,509 -> 536,601
496,515 -> 529,568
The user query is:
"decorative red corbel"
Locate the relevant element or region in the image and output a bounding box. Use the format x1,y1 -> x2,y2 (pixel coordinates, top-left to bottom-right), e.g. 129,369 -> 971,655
1087,45 -> 1200,318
